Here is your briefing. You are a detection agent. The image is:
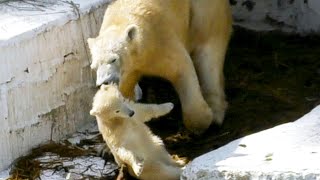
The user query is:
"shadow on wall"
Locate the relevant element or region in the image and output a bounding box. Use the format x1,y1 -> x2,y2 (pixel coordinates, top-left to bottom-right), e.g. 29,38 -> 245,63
229,0 -> 320,34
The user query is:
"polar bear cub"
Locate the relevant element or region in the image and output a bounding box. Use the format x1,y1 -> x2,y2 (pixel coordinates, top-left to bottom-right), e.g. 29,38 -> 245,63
90,84 -> 181,180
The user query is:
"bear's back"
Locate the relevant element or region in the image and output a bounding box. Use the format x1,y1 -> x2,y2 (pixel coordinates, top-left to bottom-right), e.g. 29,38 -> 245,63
99,0 -> 190,44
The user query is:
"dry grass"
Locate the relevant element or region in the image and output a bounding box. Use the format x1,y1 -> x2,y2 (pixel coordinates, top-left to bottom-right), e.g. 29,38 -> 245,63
8,141 -> 91,180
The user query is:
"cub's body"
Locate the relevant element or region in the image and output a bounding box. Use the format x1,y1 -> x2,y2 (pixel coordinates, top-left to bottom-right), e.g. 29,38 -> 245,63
90,84 -> 180,179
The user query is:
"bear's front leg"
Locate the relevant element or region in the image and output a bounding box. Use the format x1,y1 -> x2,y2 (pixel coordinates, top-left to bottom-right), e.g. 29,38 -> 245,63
169,46 -> 213,135
119,72 -> 140,100
175,72 -> 213,135
192,36 -> 230,125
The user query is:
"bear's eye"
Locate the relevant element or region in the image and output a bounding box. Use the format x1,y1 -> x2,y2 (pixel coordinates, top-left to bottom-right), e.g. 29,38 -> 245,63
110,58 -> 117,63
115,110 -> 120,113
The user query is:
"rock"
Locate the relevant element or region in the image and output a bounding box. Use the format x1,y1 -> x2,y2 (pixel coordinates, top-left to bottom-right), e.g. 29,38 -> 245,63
0,168 -> 9,180
182,105 -> 320,180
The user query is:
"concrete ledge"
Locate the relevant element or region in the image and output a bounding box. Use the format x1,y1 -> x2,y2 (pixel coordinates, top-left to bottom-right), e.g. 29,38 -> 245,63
0,0 -> 111,171
182,105 -> 320,180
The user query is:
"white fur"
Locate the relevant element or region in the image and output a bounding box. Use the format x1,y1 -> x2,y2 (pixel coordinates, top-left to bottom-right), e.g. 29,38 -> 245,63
90,84 -> 180,180
88,0 -> 232,134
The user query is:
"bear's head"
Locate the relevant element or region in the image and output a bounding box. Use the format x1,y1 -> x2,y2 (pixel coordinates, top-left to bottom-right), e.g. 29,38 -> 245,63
87,25 -> 139,86
90,84 -> 135,120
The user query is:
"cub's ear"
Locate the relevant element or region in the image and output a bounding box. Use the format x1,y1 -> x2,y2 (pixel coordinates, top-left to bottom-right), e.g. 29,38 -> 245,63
90,108 -> 98,116
101,84 -> 110,90
87,38 -> 95,47
125,24 -> 138,41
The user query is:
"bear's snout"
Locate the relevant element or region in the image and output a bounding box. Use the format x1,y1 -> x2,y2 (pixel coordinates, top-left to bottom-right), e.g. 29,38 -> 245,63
128,110 -> 135,117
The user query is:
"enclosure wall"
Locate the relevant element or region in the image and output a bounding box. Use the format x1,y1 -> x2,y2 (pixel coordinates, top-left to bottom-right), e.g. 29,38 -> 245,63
0,0 -> 111,171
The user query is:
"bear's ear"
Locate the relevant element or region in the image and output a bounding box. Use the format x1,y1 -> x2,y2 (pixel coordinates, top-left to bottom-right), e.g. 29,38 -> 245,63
125,24 -> 138,42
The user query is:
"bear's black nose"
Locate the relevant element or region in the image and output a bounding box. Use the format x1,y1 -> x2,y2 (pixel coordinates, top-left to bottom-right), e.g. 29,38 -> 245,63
129,110 -> 135,117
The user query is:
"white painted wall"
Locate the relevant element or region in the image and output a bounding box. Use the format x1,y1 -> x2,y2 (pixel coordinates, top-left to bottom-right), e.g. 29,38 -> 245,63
0,0 -> 111,171
231,0 -> 320,34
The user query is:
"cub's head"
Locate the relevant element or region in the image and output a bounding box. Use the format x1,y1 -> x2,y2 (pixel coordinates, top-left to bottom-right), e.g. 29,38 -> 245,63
87,24 -> 140,86
90,84 -> 135,120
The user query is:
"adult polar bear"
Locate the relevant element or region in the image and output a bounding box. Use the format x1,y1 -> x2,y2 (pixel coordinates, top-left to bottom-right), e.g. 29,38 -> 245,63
88,0 -> 232,134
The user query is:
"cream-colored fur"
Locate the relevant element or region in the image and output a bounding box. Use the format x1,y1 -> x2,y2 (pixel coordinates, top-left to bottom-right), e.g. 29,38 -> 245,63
90,84 -> 181,180
88,0 -> 232,134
